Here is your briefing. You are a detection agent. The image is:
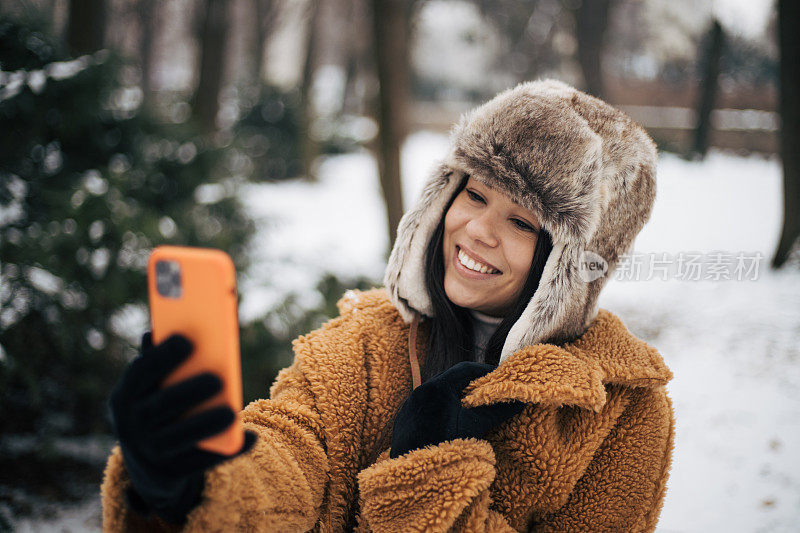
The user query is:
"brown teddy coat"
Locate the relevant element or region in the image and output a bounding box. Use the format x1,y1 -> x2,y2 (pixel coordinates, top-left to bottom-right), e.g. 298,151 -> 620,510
101,287 -> 674,532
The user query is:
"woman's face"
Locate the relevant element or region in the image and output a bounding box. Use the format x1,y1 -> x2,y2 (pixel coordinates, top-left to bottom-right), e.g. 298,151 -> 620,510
442,176 -> 541,317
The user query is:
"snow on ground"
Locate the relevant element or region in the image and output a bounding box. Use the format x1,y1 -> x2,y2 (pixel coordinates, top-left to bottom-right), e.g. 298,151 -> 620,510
16,133 -> 799,531
11,496 -> 103,533
603,269 -> 800,533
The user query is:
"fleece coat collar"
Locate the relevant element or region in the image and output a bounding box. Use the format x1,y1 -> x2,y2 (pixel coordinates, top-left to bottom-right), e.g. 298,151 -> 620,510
459,308 -> 673,413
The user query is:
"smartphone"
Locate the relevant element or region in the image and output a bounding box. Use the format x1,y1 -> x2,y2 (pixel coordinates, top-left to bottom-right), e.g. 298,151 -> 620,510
147,245 -> 244,455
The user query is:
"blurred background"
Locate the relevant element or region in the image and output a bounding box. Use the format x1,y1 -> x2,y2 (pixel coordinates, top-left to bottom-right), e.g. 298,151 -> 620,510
0,0 -> 797,531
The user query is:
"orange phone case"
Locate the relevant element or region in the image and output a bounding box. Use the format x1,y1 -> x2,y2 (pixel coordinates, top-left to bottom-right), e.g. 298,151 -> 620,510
147,245 -> 244,456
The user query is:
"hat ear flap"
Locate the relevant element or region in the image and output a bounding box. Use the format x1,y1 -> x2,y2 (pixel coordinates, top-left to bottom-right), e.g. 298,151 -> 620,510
500,241 -> 589,362
384,163 -> 464,323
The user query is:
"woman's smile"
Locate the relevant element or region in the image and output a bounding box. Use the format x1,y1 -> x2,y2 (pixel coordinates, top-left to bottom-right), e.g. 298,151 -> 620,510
453,245 -> 502,279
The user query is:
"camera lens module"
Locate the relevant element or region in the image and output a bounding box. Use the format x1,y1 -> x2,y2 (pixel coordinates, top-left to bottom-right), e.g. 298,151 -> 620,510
155,260 -> 182,298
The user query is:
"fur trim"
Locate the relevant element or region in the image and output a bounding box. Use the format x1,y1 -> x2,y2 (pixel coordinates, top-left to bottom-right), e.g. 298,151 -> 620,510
383,79 -> 657,362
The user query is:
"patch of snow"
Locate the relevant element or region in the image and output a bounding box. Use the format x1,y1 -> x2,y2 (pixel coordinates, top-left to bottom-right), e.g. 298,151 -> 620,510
10,495 -> 101,532
27,266 -> 64,295
0,52 -> 106,103
342,289 -> 360,303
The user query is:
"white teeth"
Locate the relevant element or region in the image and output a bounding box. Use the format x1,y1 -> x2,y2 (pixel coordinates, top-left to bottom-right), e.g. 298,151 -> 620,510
458,248 -> 499,274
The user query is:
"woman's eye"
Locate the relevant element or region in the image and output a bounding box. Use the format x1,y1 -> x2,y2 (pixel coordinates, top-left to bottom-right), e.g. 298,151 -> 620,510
512,219 -> 536,232
466,190 -> 484,203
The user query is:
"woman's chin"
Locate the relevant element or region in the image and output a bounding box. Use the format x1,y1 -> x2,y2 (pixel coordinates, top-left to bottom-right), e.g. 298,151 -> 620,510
444,283 -> 485,310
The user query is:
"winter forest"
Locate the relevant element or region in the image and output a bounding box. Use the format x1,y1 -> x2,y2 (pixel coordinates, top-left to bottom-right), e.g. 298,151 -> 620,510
0,0 -> 798,531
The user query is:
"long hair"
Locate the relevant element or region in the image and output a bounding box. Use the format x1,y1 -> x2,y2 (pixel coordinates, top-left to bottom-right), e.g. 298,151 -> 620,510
421,175 -> 554,382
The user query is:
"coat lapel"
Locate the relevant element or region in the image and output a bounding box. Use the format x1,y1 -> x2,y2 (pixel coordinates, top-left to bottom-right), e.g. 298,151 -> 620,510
462,309 -> 673,413
458,309 -> 673,525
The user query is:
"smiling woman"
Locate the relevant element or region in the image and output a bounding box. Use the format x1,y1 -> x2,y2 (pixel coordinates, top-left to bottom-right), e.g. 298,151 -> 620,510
101,80 -> 675,533
444,177 -> 541,315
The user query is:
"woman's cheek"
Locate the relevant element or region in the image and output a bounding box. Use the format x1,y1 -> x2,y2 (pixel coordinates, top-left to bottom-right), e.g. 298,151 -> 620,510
444,213 -> 465,237
443,203 -> 462,230
454,205 -> 475,228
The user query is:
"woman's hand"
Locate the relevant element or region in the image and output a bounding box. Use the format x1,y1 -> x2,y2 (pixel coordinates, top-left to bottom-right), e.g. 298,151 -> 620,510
108,332 -> 256,524
390,361 -> 524,458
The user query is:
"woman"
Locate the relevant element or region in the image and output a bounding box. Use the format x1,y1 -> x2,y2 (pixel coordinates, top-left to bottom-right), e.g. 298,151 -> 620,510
102,80 -> 675,532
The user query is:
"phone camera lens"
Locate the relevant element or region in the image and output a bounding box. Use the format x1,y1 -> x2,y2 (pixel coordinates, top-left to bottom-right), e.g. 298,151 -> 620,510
155,260 -> 182,298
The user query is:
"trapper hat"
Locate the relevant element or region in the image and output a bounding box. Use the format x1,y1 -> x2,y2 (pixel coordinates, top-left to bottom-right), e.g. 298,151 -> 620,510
384,79 -> 658,363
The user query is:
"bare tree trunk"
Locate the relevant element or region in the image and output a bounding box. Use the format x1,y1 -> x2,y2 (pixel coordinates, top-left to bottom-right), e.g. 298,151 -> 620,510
371,0 -> 410,250
252,0 -> 274,86
575,0 -> 611,98
192,0 -> 231,133
342,0 -> 373,116
138,0 -> 157,108
50,0 -> 69,42
298,0 -> 322,180
692,19 -> 724,159
66,0 -> 106,55
773,0 -> 800,268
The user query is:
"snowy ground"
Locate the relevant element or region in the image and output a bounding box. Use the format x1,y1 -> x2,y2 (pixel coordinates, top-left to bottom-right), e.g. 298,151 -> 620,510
15,132 -> 799,531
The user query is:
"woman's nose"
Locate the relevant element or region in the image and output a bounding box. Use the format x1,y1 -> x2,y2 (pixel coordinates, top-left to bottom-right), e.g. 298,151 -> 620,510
465,212 -> 499,247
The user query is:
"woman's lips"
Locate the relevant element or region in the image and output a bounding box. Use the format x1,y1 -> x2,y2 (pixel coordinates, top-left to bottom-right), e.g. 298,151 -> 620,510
453,246 -> 502,280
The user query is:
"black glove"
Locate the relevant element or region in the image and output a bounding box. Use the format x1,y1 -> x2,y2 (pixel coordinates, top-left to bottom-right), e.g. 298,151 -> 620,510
109,332 -> 256,524
390,361 -> 524,459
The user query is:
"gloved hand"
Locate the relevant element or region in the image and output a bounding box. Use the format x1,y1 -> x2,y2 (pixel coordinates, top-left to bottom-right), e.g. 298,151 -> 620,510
109,332 -> 256,524
390,361 -> 525,459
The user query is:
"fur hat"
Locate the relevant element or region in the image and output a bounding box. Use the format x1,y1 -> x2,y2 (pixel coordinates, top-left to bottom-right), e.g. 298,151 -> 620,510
383,79 -> 658,362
